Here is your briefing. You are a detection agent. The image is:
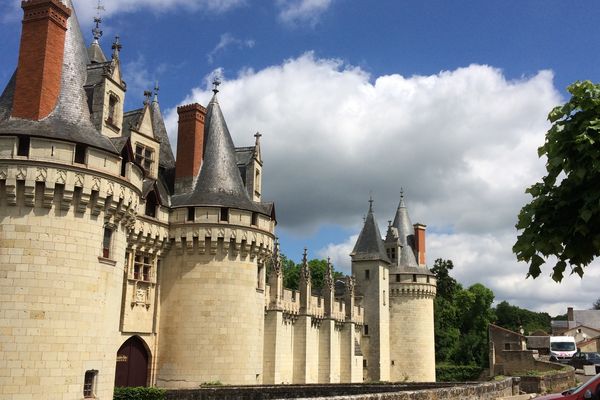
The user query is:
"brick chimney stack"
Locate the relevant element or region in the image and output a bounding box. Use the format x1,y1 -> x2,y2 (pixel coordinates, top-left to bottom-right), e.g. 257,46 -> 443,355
11,0 -> 71,121
175,103 -> 207,193
414,223 -> 427,266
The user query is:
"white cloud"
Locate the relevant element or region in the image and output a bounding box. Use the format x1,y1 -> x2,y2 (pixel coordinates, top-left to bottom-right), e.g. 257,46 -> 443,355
69,0 -> 246,26
207,33 -> 255,64
163,52 -> 581,314
317,234 -> 358,275
276,0 -> 333,26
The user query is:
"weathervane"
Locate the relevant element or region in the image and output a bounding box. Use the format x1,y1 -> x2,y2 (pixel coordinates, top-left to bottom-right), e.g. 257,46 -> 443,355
92,0 -> 105,41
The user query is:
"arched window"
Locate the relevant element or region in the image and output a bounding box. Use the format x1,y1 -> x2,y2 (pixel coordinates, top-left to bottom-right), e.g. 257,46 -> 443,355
107,94 -> 119,126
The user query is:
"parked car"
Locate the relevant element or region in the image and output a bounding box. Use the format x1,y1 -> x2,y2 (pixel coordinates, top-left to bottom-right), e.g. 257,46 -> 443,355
536,372 -> 600,399
569,352 -> 600,372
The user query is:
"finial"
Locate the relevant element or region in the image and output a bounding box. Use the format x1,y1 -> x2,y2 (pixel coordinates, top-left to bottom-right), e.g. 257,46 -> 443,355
212,77 -> 221,94
92,0 -> 105,42
302,247 -> 308,265
400,187 -> 404,198
153,81 -> 160,103
143,90 -> 152,105
254,131 -> 262,145
112,35 -> 122,59
368,195 -> 374,212
388,220 -> 392,228
399,187 -> 406,208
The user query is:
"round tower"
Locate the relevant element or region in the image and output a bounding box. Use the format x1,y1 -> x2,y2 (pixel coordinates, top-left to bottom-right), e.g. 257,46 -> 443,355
385,193 -> 437,382
156,92 -> 275,386
0,1 -> 142,398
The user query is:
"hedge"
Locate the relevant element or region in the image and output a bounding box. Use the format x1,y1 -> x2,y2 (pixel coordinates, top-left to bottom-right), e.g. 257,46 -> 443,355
436,364 -> 483,382
113,387 -> 166,400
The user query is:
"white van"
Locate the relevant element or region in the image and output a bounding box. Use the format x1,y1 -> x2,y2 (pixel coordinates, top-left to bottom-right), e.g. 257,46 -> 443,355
549,336 -> 577,362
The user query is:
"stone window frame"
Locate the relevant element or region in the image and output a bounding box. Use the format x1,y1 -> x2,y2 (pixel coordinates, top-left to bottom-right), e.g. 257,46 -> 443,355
134,143 -> 155,175
106,92 -> 120,129
83,369 -> 98,398
133,252 -> 154,283
99,223 -> 117,265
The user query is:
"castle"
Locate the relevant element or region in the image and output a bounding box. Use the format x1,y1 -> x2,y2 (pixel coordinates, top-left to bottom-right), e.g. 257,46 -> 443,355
0,1 -> 436,398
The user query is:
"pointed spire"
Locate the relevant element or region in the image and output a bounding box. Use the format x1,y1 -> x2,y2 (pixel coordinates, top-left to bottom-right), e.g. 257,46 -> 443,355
301,247 -> 311,280
324,257 -> 334,290
153,81 -> 160,103
112,35 -> 122,59
172,91 -> 261,211
392,189 -> 418,267
351,198 -> 390,263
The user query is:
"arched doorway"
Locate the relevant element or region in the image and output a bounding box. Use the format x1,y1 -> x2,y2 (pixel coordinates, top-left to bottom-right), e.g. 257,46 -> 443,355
115,336 -> 149,387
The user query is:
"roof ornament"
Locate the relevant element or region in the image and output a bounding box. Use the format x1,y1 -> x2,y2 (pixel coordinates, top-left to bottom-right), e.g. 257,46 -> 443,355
212,77 -> 221,95
399,187 -> 406,208
272,238 -> 282,276
143,90 -> 152,105
254,131 -> 262,145
111,35 -> 122,59
153,81 -> 160,103
92,1 -> 104,42
368,194 -> 374,213
301,247 -> 311,280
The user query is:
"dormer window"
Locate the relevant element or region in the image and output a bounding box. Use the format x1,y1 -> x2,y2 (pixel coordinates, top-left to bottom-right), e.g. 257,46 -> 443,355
135,144 -> 154,175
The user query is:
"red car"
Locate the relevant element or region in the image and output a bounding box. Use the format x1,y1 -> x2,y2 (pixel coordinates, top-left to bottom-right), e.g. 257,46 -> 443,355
536,372 -> 600,399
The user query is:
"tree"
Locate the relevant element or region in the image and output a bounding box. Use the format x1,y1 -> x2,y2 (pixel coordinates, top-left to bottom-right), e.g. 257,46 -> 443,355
514,81 -> 600,281
494,300 -> 551,334
279,255 -> 343,291
593,298 -> 600,310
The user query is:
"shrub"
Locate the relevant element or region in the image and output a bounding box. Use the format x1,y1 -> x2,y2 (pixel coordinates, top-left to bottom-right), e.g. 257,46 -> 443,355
436,363 -> 483,382
113,386 -> 166,400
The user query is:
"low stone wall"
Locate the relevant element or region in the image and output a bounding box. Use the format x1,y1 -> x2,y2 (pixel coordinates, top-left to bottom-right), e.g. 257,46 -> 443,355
519,370 -> 575,394
165,379 -> 514,400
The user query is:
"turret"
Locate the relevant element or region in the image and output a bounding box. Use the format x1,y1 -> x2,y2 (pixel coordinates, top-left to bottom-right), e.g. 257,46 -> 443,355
386,191 -> 437,382
351,198 -> 390,382
157,85 -> 275,386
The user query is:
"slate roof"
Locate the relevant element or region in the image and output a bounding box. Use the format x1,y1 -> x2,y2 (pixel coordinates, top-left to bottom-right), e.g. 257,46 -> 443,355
87,41 -> 107,64
150,99 -> 175,170
0,0 -> 117,154
392,194 -> 419,268
351,202 -> 390,263
235,146 -> 255,166
171,94 -> 271,215
572,310 -> 600,330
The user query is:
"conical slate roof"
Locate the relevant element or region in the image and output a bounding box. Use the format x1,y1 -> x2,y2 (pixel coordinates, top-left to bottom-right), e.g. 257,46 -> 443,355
171,94 -> 264,213
87,40 -> 107,64
150,98 -> 175,170
0,0 -> 117,153
351,201 -> 390,263
392,194 -> 419,267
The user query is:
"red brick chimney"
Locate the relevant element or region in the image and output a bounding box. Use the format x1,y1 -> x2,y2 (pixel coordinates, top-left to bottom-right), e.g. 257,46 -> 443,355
414,223 -> 427,266
175,103 -> 207,193
11,0 -> 71,120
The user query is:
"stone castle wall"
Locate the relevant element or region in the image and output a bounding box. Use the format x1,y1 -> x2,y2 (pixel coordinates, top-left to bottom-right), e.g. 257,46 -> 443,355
389,274 -> 436,382
0,137 -> 141,399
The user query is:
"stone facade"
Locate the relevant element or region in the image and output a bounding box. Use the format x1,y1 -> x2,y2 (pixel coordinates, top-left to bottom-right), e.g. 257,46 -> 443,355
0,1 -> 436,398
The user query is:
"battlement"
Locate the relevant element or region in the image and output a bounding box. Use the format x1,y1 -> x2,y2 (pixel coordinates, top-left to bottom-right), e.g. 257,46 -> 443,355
389,281 -> 437,299
264,285 -> 364,324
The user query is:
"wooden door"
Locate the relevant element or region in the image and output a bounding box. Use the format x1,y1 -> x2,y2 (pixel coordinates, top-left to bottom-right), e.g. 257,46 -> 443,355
114,336 -> 149,387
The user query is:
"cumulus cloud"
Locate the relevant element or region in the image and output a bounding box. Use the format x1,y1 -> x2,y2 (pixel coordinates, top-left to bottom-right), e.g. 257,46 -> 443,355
207,33 -> 255,64
162,52 -> 583,313
69,0 -> 246,25
276,0 -> 334,26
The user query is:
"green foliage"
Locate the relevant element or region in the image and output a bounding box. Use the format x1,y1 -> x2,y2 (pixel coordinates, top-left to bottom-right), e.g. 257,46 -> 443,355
281,256 -> 343,291
431,259 -> 495,368
494,300 -> 552,334
113,387 -> 166,400
435,363 -> 483,382
514,81 -> 600,281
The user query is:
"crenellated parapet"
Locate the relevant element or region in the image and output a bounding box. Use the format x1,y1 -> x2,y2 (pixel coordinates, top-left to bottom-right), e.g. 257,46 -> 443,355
169,222 -> 274,260
0,162 -> 139,226
128,216 -> 171,255
389,281 -> 437,299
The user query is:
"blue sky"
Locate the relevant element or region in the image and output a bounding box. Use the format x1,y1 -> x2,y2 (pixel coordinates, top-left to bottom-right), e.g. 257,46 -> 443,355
2,0 -> 600,316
